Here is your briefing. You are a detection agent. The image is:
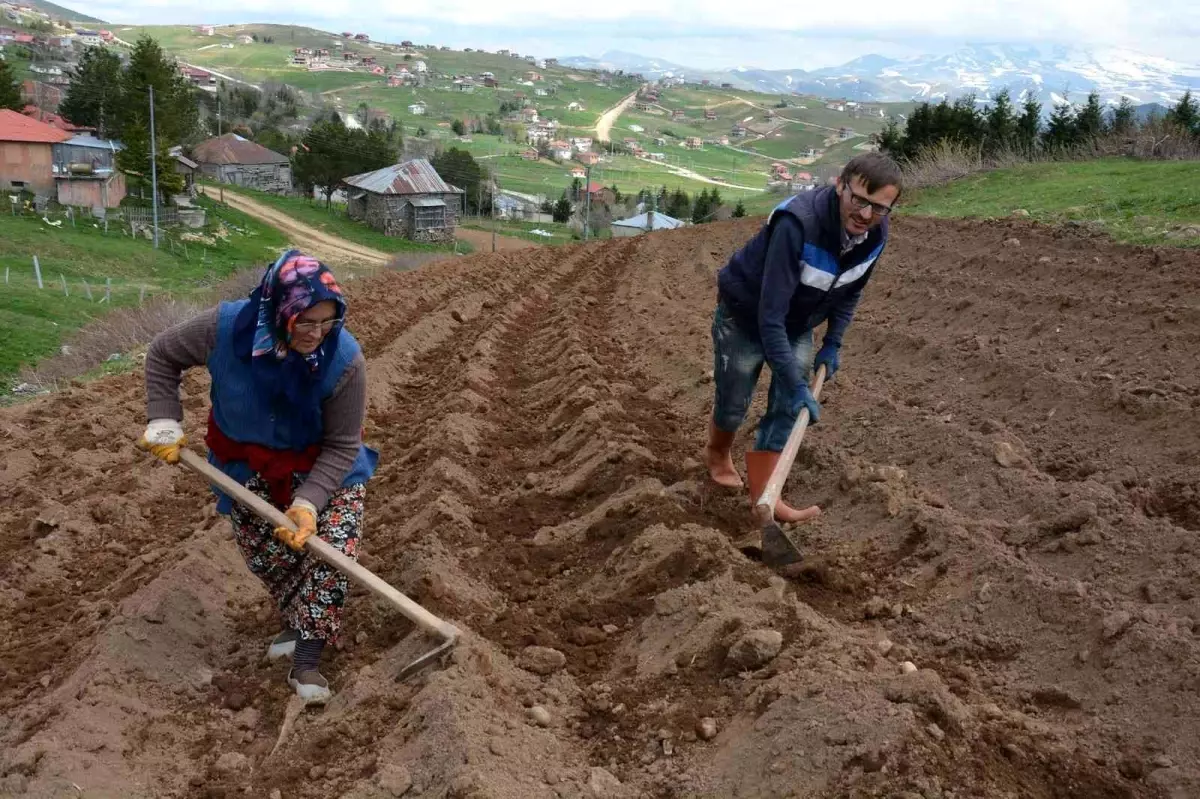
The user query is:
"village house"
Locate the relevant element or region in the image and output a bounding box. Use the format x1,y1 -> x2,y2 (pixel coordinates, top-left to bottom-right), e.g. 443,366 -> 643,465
584,182 -> 615,206
453,78 -> 475,93
634,102 -> 653,112
354,33 -> 369,41
197,25 -> 215,36
570,167 -> 585,179
407,101 -> 426,115
497,49 -> 510,57
672,109 -> 685,120
705,109 -> 717,120
544,57 -> 558,67
575,151 -> 599,166
29,64 -> 63,77
181,66 -> 216,88
387,75 -> 404,88
483,76 -> 499,88
495,189 -> 551,222
521,107 -> 539,123
99,30 -> 114,42
654,137 -> 667,146
21,81 -> 63,111
413,60 -> 427,73
645,152 -> 666,161
0,108 -> 70,196
342,159 -> 464,243
567,101 -> 584,111
684,136 -> 703,149
53,133 -> 126,208
535,88 -> 548,97
549,139 -> 571,160
520,147 -> 538,161
718,136 -> 730,146
73,28 -> 101,46
731,124 -> 746,138
361,55 -> 377,66
570,136 -> 592,152
611,210 -> 684,237
524,70 -> 542,82
21,106 -> 91,134
191,133 -> 291,192
720,82 -> 733,89
236,34 -> 253,45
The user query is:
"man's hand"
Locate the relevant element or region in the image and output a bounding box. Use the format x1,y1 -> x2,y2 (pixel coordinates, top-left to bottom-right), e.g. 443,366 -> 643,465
136,419 -> 187,464
274,499 -> 318,551
814,340 -> 841,381
790,384 -> 821,425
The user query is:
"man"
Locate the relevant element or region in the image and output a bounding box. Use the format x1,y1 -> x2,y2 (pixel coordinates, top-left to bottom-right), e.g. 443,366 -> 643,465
704,152 -> 902,521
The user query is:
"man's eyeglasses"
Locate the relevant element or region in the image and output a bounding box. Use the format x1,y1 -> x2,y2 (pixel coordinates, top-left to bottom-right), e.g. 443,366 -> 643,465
843,184 -> 894,217
292,318 -> 342,335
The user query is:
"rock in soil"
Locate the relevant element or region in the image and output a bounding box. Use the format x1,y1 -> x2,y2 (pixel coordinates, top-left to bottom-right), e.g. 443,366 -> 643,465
726,629 -> 783,670
213,752 -> 249,775
376,763 -> 413,797
529,705 -> 553,727
696,718 -> 719,741
519,645 -> 568,675
587,766 -> 627,798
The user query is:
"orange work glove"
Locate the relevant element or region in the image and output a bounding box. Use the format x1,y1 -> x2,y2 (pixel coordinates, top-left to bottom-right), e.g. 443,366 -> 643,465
136,419 -> 187,464
274,498 -> 318,551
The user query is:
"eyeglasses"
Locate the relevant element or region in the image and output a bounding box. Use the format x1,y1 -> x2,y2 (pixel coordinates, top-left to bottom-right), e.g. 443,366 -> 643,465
843,184 -> 894,217
292,318 -> 342,335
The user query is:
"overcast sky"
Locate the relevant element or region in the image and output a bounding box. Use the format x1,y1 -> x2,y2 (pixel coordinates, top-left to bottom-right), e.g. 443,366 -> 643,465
88,0 -> 1199,70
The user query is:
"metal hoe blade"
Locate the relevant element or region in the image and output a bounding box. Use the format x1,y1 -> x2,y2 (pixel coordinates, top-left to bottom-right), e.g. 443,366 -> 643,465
759,521 -> 803,569
396,633 -> 458,682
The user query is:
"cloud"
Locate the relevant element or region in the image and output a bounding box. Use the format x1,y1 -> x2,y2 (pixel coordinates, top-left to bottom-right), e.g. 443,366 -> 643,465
91,0 -> 1200,69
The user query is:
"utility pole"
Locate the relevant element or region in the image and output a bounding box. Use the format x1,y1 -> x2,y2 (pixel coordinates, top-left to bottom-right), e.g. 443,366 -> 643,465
490,176 -> 497,253
583,163 -> 592,241
217,93 -> 222,136
148,84 -> 160,249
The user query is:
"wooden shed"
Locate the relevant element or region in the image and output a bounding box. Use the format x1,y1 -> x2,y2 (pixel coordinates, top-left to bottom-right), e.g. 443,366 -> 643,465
191,133 -> 291,193
341,159 -> 464,243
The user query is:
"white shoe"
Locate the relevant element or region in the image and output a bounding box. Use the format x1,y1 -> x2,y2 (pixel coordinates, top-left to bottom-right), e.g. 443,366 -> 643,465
287,668 -> 332,704
266,630 -> 298,661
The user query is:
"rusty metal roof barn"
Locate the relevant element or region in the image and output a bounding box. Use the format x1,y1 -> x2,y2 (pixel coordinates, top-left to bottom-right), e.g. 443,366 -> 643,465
191,133 -> 289,165
341,159 -> 464,196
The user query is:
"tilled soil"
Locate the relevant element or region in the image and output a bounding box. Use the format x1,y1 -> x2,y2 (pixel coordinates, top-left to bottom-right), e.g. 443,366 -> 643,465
2,216 -> 1199,799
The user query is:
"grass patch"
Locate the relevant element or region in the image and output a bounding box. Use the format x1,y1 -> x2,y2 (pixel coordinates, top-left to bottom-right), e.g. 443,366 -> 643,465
0,198 -> 288,384
902,158 -> 1200,247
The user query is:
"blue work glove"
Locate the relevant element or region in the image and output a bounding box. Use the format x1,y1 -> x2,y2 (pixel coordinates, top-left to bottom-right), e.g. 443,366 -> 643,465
814,340 -> 841,381
790,383 -> 821,425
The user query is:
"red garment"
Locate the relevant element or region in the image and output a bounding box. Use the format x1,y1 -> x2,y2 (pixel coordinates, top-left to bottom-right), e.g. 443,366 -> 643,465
205,409 -> 321,509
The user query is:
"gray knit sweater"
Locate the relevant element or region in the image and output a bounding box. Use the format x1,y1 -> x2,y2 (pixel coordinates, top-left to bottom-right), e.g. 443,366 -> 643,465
144,307 -> 367,511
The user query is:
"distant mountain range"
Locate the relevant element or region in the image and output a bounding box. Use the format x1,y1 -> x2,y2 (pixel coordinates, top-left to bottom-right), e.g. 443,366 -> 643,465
559,45 -> 1200,109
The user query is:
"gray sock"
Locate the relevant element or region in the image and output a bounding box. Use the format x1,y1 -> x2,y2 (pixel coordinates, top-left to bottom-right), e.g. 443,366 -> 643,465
292,638 -> 325,673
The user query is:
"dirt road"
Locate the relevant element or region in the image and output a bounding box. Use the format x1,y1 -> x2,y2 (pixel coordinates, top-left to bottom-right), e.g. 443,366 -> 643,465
3,217 -> 1200,797
595,90 -> 639,143
214,188 -> 392,271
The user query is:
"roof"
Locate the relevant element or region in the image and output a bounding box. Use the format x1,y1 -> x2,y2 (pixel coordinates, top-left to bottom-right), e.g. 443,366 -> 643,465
192,133 -> 289,166
174,153 -> 199,169
62,134 -> 123,151
0,109 -> 72,144
612,212 -> 685,231
341,159 -> 464,196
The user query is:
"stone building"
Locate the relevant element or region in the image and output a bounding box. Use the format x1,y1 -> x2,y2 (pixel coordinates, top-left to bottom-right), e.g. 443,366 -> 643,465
341,159 -> 464,243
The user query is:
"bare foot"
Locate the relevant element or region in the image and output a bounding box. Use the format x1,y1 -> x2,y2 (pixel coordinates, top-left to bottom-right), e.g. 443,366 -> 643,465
775,502 -> 821,523
705,446 -> 743,488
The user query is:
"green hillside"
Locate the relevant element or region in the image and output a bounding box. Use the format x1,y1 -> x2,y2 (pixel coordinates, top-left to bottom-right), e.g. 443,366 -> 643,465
17,0 -> 102,24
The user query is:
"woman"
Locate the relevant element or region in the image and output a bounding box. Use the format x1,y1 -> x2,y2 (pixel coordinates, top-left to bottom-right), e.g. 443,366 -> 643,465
136,249 -> 377,704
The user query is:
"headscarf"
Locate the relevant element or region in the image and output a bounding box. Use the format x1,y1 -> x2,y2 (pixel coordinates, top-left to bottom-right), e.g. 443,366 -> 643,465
231,249 -> 346,436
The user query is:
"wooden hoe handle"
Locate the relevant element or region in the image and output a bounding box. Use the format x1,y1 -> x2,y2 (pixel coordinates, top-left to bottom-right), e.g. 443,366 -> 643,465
753,364 -> 828,518
177,449 -> 460,643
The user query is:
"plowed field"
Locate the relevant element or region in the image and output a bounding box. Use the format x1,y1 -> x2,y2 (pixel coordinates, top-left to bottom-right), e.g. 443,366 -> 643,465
2,216 -> 1199,799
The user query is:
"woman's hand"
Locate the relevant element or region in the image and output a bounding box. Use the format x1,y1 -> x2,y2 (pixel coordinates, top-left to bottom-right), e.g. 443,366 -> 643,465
136,419 -> 187,463
274,498 -> 318,551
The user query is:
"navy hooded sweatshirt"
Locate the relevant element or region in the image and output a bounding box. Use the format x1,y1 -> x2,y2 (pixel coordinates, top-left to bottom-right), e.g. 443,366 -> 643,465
716,185 -> 888,392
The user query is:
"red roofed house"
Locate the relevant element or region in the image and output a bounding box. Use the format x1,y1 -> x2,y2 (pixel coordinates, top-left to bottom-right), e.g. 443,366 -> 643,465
585,182 -> 615,205
191,133 -> 291,192
340,158 -> 465,243
0,108 -> 71,195
21,106 -> 93,133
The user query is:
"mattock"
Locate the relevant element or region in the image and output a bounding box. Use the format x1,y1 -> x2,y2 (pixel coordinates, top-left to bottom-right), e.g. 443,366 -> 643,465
177,450 -> 462,682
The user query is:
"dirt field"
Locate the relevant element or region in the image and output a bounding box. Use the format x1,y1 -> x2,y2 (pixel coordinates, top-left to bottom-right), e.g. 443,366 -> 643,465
2,216 -> 1199,799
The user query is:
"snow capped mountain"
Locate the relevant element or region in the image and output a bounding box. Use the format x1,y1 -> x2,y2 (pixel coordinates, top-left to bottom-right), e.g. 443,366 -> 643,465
559,45 -> 1200,108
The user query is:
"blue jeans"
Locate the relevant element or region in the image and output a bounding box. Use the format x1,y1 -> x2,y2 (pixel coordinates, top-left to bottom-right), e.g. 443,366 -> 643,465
711,300 -> 813,452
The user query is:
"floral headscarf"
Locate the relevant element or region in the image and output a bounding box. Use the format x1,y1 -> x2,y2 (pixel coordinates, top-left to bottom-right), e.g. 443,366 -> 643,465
233,250 -> 346,435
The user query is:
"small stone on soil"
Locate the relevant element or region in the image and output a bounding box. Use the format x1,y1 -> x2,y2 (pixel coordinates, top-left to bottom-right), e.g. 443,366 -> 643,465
519,645 -> 567,675
900,661 -> 918,674
877,639 -> 894,657
925,723 -> 945,741
587,766 -> 625,798
269,791 -> 282,799
376,763 -> 413,797
214,752 -> 249,775
696,718 -> 718,741
726,629 -> 783,670
529,705 -> 552,727
1102,611 -> 1133,640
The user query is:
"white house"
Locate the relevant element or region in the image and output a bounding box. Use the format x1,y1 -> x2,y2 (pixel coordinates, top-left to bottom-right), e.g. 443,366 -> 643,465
570,136 -> 592,152
408,102 -> 426,115
236,34 -> 253,44
567,101 -> 584,111
628,124 -> 644,133
413,60 -> 428,73
73,29 -> 102,46
612,211 -> 685,237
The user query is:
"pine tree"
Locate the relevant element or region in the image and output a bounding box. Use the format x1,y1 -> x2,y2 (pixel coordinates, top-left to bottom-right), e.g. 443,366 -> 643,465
1074,91 -> 1104,141
1166,90 -> 1199,135
1015,95 -> 1042,154
1042,97 -> 1077,151
0,57 -> 20,111
119,36 -> 199,148
59,46 -> 123,137
878,117 -> 905,156
692,188 -> 711,224
732,200 -> 746,218
1110,97 -> 1137,135
985,89 -> 1016,155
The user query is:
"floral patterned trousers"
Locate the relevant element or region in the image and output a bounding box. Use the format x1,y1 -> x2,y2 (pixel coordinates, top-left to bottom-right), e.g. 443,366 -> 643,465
229,474 -> 365,643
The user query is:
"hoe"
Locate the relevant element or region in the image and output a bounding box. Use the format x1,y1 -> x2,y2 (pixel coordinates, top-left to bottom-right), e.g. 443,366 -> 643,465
177,450 -> 461,681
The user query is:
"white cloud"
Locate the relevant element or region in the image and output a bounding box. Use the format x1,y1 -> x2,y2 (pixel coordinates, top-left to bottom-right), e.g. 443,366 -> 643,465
91,0 -> 1199,69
